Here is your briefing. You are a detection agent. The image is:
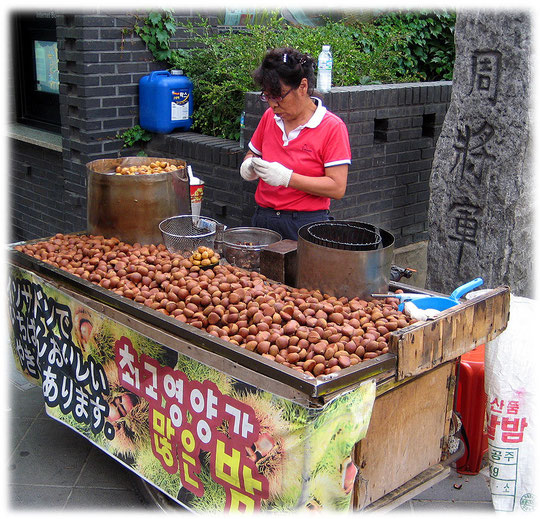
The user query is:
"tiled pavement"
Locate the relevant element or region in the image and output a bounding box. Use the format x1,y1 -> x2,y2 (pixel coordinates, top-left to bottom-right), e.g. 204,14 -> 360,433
7,365 -> 494,513
7,368 -> 149,510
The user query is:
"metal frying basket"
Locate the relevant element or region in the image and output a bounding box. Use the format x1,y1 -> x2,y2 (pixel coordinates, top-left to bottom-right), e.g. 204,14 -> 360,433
159,215 -> 218,255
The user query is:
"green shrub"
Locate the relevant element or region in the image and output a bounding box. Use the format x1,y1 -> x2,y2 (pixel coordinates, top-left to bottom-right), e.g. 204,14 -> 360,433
169,15 -> 285,140
137,11 -> 455,140
373,10 -> 456,81
169,15 -> 425,140
117,124 -> 152,155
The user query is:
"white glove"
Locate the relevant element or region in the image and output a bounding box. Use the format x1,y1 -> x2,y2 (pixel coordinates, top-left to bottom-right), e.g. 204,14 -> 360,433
251,157 -> 293,187
403,301 -> 441,321
240,157 -> 258,181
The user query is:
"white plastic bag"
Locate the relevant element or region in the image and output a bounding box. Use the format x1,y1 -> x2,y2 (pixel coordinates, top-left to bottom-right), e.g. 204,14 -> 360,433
484,295 -> 538,512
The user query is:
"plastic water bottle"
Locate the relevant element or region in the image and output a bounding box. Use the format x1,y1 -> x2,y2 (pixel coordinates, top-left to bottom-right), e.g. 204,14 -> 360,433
239,111 -> 246,148
317,45 -> 333,93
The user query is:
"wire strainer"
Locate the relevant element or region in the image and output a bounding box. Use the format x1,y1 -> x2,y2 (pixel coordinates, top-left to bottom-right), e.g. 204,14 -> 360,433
159,215 -> 217,255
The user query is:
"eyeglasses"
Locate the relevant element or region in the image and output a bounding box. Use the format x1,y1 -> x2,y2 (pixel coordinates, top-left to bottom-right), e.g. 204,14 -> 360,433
259,87 -> 295,103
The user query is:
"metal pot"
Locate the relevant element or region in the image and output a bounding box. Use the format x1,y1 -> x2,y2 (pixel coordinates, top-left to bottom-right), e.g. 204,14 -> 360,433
296,221 -> 394,300
87,157 -> 190,245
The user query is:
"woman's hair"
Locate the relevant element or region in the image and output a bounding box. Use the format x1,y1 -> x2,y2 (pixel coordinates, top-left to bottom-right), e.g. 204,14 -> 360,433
253,47 -> 316,97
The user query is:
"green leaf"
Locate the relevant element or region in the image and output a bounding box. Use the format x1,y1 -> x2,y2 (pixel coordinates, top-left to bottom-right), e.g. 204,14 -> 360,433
155,29 -> 170,45
164,20 -> 176,33
148,12 -> 163,25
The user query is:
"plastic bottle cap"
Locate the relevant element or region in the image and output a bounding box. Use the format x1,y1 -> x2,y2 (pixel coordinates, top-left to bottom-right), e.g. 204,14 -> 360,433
322,45 -> 330,51
171,69 -> 184,75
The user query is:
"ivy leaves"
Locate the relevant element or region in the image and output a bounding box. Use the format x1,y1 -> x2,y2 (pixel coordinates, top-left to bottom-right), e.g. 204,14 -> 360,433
134,10 -> 177,62
117,125 -> 152,155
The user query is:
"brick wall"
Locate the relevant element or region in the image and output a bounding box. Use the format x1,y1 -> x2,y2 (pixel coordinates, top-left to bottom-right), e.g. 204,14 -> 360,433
10,141 -> 65,242
147,82 -> 452,248
146,133 -> 247,228
328,83 -> 451,246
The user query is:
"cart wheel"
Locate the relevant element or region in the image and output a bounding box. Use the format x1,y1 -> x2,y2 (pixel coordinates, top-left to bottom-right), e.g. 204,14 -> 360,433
130,473 -> 188,511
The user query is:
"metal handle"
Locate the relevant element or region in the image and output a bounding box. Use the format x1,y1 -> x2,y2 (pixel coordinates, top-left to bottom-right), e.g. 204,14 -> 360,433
450,277 -> 484,301
372,293 -> 431,301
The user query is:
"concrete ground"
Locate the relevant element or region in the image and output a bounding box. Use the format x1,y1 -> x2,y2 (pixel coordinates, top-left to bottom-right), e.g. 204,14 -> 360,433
7,363 -> 494,513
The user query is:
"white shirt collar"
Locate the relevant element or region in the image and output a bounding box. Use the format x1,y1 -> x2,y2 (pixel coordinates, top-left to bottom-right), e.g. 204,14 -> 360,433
274,97 -> 327,145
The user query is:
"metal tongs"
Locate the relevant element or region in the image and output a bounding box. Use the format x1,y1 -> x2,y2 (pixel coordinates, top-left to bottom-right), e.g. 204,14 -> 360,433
371,292 -> 427,301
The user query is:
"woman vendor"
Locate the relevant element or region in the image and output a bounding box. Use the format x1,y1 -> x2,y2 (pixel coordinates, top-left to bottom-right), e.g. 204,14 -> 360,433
240,47 -> 351,240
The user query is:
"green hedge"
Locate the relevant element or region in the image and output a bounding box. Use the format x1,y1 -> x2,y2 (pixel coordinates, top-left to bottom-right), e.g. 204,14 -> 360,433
138,11 -> 455,141
373,11 -> 456,81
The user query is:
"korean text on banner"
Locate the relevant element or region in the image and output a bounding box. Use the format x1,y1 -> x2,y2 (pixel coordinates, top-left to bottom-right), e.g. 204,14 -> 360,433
485,295 -> 537,513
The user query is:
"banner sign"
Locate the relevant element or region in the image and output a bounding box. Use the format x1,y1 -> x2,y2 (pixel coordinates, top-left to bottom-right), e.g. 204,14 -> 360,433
8,265 -> 375,512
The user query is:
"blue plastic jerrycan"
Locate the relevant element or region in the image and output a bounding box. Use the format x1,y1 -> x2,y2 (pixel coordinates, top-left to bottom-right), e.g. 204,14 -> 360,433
139,70 -> 194,134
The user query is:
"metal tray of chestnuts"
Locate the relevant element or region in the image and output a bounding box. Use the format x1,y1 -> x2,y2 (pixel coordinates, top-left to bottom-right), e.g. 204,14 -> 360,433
8,233 -> 430,405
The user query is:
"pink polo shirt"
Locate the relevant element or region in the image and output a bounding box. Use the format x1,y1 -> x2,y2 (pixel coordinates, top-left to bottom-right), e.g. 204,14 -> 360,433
248,98 -> 351,212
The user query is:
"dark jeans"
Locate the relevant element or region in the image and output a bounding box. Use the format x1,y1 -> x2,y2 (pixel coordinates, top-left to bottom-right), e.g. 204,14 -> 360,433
251,206 -> 332,241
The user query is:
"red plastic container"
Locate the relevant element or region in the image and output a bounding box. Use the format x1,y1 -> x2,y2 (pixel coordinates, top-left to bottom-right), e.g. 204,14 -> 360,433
455,344 -> 488,475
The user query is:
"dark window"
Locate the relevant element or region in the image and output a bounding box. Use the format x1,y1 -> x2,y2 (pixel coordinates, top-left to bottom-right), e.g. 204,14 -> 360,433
422,113 -> 436,138
12,12 -> 60,133
374,118 -> 388,143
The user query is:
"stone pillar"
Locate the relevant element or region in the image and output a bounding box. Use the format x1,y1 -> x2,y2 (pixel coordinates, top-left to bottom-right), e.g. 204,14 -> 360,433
426,11 -> 533,297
